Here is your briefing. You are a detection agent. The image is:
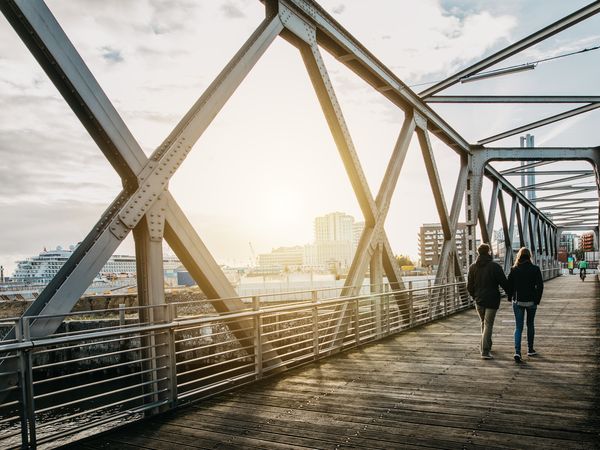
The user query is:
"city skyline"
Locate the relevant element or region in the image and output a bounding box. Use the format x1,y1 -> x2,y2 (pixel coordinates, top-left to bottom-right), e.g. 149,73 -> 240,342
1,1 -> 598,274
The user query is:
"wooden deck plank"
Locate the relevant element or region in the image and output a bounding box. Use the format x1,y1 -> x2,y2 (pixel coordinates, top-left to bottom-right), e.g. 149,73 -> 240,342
63,275 -> 600,449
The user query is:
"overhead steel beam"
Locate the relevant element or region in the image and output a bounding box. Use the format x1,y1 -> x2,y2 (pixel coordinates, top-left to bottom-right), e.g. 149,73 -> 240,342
520,173 -> 593,189
0,0 -> 286,376
533,196 -> 598,203
560,225 -> 600,232
541,205 -> 598,211
502,170 -> 594,176
473,147 -> 598,162
531,188 -> 596,201
419,1 -> 600,98
483,166 -> 553,225
500,161 -> 552,174
478,104 -> 600,145
278,0 -> 470,152
523,185 -> 596,192
425,96 -> 600,104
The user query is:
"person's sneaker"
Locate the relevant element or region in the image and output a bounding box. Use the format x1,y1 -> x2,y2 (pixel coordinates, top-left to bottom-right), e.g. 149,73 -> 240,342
481,353 -> 493,360
527,350 -> 538,356
514,353 -> 522,362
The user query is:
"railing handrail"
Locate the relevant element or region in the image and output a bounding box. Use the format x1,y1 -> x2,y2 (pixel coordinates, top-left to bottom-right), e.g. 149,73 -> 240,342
0,281 -> 467,354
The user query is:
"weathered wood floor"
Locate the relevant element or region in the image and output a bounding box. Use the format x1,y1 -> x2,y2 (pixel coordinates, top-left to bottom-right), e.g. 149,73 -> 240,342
67,275 -> 600,449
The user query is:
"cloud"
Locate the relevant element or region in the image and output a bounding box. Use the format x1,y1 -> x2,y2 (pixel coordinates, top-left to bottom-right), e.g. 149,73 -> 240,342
221,1 -> 245,19
332,4 -> 346,14
101,46 -> 124,63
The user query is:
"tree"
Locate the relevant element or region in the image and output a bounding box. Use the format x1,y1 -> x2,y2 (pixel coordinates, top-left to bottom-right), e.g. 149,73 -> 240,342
396,254 -> 414,267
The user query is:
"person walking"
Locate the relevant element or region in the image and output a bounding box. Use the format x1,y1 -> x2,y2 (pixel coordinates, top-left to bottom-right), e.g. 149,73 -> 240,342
578,258 -> 588,281
467,243 -> 509,360
507,247 -> 544,362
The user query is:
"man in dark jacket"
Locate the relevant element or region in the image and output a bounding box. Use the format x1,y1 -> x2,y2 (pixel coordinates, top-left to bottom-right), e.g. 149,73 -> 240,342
467,243 -> 509,359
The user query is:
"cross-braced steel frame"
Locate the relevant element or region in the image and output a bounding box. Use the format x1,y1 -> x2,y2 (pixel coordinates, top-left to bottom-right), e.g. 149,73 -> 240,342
1,0 -> 599,397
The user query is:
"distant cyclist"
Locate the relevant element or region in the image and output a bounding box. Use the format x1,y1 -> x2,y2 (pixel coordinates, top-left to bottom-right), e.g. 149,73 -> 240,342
578,259 -> 588,281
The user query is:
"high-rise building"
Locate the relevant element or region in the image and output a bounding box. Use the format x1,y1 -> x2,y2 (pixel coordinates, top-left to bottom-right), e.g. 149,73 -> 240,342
418,223 -> 467,269
580,232 -> 594,252
306,212 -> 360,270
559,232 -> 578,254
314,212 -> 354,242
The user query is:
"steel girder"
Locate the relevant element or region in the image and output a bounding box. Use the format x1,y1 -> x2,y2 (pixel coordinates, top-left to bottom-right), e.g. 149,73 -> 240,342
425,96 -> 600,104
1,0 -> 597,372
276,0 -> 470,153
469,147 -> 600,267
419,1 -> 600,98
0,1 -> 285,373
478,104 -> 600,145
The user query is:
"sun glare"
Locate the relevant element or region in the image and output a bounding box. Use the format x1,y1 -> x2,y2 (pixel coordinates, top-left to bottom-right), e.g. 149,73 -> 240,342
263,187 -> 305,228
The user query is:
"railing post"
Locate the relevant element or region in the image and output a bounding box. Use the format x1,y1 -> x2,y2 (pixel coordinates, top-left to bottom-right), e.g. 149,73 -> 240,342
384,284 -> 390,336
312,290 -> 319,360
118,303 -> 126,326
166,303 -> 178,408
354,298 -> 360,345
443,284 -> 448,317
19,317 -> 36,448
15,319 -> 28,448
252,296 -> 263,379
408,281 -> 414,327
428,279 -> 433,321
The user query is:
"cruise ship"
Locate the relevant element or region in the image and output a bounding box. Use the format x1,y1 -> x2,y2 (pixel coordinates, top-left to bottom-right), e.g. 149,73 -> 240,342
9,246 -> 181,286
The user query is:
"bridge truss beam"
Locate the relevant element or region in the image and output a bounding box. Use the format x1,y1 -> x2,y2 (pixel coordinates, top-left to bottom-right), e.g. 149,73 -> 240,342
1,0 -> 598,393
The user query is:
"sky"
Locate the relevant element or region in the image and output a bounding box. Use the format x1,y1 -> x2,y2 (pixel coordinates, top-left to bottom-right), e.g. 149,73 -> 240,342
0,0 -> 598,274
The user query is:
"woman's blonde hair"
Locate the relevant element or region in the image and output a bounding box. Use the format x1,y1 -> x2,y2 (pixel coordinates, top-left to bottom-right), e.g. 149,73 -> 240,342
513,247 -> 531,267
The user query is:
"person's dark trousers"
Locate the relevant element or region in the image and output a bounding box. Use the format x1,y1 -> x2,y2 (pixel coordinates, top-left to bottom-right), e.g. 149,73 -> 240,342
513,303 -> 537,354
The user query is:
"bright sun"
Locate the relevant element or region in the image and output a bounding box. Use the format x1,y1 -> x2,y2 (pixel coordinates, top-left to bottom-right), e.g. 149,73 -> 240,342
263,188 -> 304,227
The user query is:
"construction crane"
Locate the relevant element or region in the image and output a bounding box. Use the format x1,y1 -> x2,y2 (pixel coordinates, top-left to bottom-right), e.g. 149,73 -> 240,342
248,242 -> 256,267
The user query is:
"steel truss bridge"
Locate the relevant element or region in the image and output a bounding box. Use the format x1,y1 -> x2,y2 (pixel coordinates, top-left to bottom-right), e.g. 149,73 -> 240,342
0,0 -> 599,448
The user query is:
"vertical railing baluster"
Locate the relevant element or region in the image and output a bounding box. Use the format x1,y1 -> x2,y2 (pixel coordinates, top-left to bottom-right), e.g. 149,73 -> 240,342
384,285 -> 390,336
312,290 -> 319,360
22,318 -> 36,448
253,296 -> 263,379
428,280 -> 433,322
15,319 -> 29,448
408,281 -> 414,327
166,303 -> 178,408
354,298 -> 360,345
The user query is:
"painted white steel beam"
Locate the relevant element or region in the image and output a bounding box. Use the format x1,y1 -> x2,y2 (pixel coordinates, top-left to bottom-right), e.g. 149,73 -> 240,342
502,170 -> 594,176
425,96 -> 600,104
292,17 -> 416,347
500,161 -> 553,174
478,104 -> 600,145
0,0 -> 284,348
419,1 -> 600,98
277,0 -> 470,153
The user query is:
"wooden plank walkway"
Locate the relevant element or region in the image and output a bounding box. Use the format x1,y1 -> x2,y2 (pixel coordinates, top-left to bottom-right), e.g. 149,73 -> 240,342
66,275 -> 600,449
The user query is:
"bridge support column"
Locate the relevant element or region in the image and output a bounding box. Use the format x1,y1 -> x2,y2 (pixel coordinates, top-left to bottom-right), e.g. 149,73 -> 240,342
465,156 -> 485,268
133,201 -> 173,413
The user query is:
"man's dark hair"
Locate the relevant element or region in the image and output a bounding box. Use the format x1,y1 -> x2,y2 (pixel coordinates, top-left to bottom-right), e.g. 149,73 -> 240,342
477,243 -> 491,255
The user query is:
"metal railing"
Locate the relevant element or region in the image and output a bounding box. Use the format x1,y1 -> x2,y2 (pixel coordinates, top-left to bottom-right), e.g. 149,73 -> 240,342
0,271 -> 562,448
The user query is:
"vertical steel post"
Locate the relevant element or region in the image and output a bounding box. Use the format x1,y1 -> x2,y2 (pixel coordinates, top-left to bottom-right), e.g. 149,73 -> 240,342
312,290 -> 319,360
15,319 -> 29,448
428,279 -> 433,321
22,318 -> 36,448
166,303 -> 178,408
408,281 -> 414,326
252,296 -> 263,379
354,298 -> 360,345
384,284 -> 391,336
118,303 -> 126,327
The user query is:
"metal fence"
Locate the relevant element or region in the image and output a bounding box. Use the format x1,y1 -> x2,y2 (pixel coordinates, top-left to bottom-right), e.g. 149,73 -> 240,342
0,270 -> 561,448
